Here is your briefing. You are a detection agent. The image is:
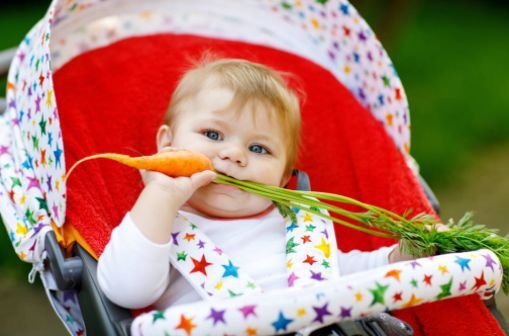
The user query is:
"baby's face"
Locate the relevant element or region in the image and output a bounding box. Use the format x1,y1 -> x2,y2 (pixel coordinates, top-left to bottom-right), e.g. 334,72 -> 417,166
159,86 -> 289,218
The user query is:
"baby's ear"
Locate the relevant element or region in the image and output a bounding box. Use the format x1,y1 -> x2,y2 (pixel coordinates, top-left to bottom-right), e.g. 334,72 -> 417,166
156,125 -> 173,151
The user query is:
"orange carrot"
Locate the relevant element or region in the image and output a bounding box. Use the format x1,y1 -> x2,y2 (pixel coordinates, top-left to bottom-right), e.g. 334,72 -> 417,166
65,150 -> 213,181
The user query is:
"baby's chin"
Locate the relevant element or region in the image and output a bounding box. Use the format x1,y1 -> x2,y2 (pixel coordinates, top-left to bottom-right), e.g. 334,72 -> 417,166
185,192 -> 272,219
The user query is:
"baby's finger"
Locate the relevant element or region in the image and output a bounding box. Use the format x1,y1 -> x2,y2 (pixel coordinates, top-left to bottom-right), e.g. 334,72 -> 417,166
435,223 -> 449,232
425,223 -> 449,232
158,146 -> 179,153
139,169 -> 149,184
189,170 -> 217,190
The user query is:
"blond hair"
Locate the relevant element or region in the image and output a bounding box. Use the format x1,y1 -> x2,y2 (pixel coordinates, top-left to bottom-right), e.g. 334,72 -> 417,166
164,58 -> 302,176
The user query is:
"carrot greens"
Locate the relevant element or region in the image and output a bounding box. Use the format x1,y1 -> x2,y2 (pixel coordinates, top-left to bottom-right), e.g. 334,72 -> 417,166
215,173 -> 509,293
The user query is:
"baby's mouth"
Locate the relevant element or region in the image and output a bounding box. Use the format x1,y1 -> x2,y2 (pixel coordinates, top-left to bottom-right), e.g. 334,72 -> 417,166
213,170 -> 245,193
215,170 -> 237,180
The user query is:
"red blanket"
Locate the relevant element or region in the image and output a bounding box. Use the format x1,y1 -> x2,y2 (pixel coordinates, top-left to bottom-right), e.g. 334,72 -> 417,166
55,34 -> 503,335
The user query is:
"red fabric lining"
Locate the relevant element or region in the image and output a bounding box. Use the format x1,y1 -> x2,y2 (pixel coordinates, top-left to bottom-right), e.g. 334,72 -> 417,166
54,34 -> 502,335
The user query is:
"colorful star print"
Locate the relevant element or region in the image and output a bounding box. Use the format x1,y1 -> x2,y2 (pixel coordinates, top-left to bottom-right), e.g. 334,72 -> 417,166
312,303 -> 332,323
239,305 -> 257,319
472,272 -> 487,291
437,278 -> 453,299
305,224 -> 316,232
272,311 -> 293,332
184,233 -> 195,241
303,254 -> 317,265
286,237 -> 299,254
314,237 -> 330,258
287,222 -> 298,232
222,260 -> 239,278
455,256 -> 471,272
246,326 -> 257,336
206,308 -> 226,326
152,311 -> 165,323
288,272 -> 299,286
483,254 -> 497,271
175,314 -> 196,336
190,255 -> 212,276
177,251 -> 187,261
340,306 -> 352,318
369,282 -> 389,306
384,269 -> 401,282
403,294 -> 423,308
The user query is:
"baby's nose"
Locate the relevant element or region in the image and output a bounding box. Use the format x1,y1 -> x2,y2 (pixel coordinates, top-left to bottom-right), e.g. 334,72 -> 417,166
219,146 -> 247,167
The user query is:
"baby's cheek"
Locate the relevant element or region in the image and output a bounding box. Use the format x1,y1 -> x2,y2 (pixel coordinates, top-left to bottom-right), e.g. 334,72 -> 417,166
258,168 -> 286,186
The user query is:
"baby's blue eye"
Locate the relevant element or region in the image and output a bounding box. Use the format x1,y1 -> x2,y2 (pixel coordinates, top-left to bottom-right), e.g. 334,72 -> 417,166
203,130 -> 222,141
249,144 -> 269,154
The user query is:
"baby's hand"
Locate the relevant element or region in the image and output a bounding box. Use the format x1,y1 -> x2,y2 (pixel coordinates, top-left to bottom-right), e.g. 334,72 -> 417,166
131,147 -> 215,244
140,147 -> 216,207
389,223 -> 449,263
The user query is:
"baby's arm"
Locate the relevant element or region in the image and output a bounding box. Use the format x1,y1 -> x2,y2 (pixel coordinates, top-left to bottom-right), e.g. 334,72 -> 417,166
97,212 -> 172,308
131,164 -> 216,244
338,245 -> 396,275
98,148 -> 215,308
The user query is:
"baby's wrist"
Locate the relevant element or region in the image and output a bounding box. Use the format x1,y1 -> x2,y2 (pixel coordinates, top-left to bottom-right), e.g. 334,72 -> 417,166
131,184 -> 181,244
144,182 -> 186,208
388,245 -> 398,263
389,244 -> 415,263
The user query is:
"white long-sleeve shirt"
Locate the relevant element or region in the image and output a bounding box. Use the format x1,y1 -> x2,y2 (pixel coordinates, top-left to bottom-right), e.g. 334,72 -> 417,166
97,207 -> 395,309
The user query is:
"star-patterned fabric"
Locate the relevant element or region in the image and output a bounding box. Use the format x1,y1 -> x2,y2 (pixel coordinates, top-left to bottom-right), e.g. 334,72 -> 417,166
284,206 -> 340,287
168,205 -> 339,302
169,213 -> 263,300
131,249 -> 502,335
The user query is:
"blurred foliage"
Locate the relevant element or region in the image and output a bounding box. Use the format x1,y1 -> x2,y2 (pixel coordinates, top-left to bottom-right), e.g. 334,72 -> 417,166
0,2 -> 48,93
0,0 -> 508,277
353,0 -> 509,188
395,2 -> 509,187
0,217 -> 32,280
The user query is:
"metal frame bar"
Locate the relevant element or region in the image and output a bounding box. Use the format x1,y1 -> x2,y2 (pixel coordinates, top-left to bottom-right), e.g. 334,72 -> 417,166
0,48 -> 16,114
0,48 -> 16,75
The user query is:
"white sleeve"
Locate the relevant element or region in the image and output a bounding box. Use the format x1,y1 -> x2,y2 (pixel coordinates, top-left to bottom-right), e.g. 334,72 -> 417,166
337,244 -> 397,275
97,212 -> 172,309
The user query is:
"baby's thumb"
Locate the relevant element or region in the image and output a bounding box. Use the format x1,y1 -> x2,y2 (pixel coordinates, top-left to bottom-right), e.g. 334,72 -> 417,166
190,170 -> 217,190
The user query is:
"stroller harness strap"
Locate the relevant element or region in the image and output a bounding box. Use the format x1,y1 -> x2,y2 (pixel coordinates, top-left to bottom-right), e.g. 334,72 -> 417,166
169,205 -> 339,301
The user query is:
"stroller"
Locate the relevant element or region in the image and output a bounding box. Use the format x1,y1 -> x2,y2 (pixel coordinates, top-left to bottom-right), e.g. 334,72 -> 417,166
0,0 -> 507,335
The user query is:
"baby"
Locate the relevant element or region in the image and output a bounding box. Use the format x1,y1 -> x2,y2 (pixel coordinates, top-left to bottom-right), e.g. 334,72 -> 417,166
97,58 -> 408,310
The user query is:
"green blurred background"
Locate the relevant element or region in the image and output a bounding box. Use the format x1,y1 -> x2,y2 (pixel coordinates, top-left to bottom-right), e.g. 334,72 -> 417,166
0,0 -> 508,334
